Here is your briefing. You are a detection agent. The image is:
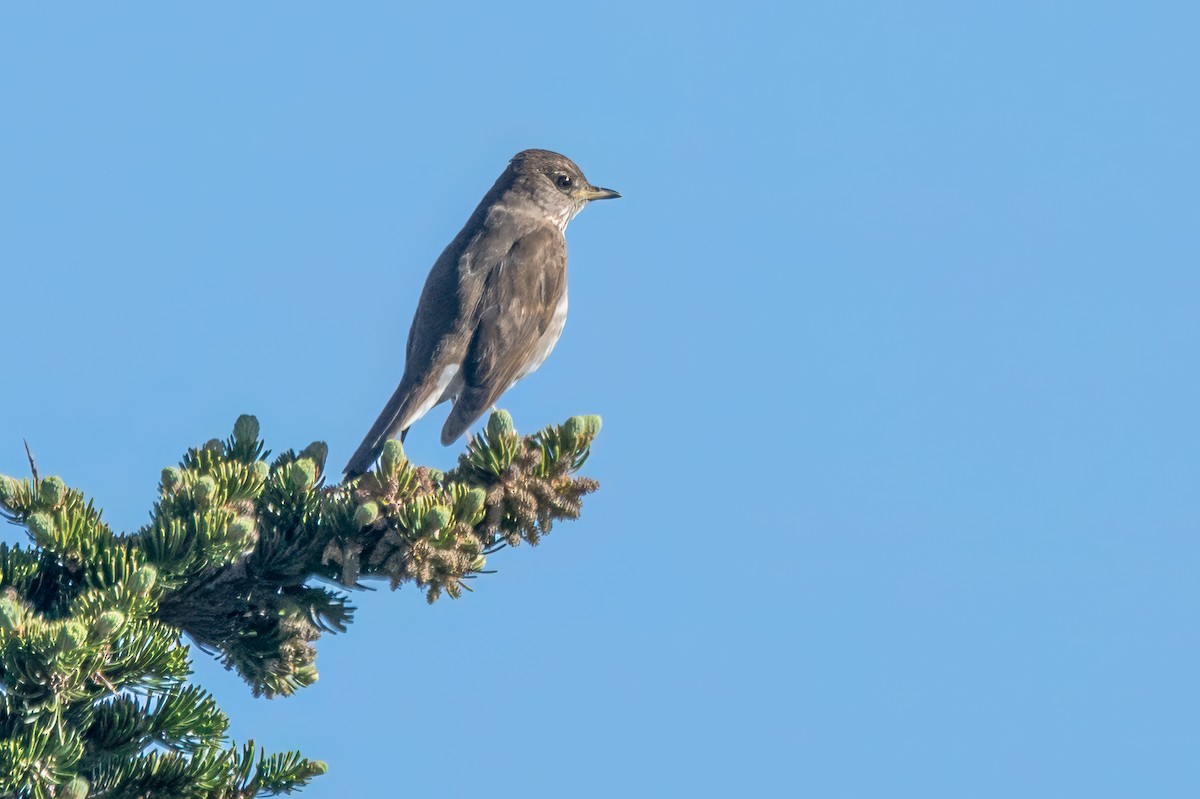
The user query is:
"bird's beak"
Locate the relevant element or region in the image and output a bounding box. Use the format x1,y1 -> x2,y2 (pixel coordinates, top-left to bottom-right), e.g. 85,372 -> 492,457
580,185 -> 621,201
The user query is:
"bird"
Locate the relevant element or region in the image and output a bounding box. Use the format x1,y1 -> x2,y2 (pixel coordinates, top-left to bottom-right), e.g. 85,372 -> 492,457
343,149 -> 620,477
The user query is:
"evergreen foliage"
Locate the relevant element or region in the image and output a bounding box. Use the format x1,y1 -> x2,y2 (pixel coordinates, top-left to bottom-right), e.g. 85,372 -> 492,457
0,411 -> 600,797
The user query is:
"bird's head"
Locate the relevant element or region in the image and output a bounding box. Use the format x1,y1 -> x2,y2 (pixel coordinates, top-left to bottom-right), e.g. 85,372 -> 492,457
507,149 -> 620,228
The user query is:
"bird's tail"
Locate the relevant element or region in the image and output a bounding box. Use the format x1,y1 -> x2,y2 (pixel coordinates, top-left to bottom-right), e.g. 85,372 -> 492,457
343,424 -> 408,479
343,381 -> 425,478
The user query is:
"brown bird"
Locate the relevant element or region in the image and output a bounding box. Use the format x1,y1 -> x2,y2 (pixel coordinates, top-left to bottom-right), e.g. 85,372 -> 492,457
343,149 -> 619,477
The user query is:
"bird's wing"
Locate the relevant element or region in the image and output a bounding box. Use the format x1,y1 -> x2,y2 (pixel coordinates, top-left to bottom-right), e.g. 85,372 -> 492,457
342,233 -> 483,477
440,224 -> 567,445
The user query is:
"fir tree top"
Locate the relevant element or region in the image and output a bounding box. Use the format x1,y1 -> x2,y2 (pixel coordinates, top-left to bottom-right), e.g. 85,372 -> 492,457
0,411 -> 600,797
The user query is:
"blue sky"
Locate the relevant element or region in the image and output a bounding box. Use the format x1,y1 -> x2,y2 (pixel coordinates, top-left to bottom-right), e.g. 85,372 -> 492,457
2,3 -> 1198,796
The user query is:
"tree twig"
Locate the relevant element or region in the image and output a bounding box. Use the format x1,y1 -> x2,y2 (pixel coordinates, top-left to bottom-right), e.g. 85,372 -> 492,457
23,439 -> 38,484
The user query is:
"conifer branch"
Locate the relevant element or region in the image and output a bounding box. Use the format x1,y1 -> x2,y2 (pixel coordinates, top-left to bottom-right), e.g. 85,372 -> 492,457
0,410 -> 601,797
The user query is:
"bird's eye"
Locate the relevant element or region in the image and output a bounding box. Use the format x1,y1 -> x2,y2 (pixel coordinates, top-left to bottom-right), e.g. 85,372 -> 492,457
554,173 -> 573,189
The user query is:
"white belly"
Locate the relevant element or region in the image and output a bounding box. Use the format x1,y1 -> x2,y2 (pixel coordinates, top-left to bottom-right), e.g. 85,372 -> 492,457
519,290 -> 568,380
404,364 -> 462,431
